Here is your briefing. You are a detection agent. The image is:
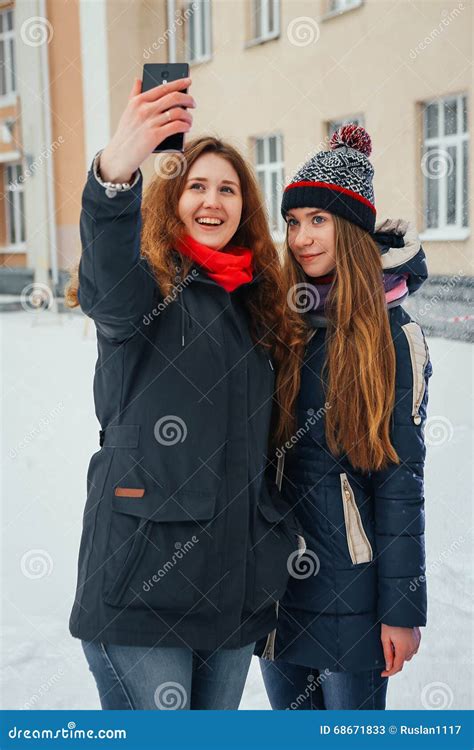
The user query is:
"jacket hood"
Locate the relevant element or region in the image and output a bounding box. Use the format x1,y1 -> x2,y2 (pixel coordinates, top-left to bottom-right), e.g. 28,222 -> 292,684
304,217 -> 428,330
372,217 -> 428,296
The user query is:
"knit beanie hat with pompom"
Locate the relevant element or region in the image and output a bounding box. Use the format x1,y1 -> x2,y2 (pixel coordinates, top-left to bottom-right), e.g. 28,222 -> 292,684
281,124 -> 376,233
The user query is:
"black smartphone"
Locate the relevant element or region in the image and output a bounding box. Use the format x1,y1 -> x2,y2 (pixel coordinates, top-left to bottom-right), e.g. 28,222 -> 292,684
142,63 -> 190,153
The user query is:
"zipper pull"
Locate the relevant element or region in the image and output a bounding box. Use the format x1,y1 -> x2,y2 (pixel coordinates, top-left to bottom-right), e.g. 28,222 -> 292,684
268,358 -> 274,371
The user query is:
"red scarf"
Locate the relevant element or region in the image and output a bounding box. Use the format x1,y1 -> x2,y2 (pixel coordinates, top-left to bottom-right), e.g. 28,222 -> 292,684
175,234 -> 254,292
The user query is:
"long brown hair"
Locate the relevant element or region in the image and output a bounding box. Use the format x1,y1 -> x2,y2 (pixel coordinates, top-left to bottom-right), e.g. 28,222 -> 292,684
276,213 -> 399,473
65,136 -> 293,410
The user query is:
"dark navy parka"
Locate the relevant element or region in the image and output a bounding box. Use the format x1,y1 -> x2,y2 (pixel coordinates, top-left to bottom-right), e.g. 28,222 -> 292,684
69,152 -> 299,651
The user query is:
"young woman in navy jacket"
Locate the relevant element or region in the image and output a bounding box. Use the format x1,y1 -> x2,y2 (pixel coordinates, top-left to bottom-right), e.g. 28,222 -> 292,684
255,125 -> 432,711
66,76 -> 299,710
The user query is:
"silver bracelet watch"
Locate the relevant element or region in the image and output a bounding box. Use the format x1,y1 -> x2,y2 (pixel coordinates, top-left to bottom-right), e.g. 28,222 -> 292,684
92,149 -> 140,198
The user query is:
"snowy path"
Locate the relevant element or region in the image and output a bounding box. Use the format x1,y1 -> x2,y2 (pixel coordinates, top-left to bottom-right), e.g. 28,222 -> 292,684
1,311 -> 472,710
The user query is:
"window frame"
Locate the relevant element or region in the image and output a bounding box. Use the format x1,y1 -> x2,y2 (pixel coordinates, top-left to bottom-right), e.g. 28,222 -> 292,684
420,93 -> 469,242
186,0 -> 212,66
0,8 -> 16,104
4,162 -> 26,251
253,133 -> 285,242
324,0 -> 363,18
246,0 -> 280,46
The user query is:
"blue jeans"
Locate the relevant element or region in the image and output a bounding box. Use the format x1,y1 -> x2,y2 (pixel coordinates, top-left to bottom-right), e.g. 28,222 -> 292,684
82,639 -> 255,710
260,658 -> 389,710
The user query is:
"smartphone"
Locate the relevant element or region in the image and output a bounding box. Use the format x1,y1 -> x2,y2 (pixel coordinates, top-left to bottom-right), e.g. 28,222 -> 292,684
142,63 -> 190,153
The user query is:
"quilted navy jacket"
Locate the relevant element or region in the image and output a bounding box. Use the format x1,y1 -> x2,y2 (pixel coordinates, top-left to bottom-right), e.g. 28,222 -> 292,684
255,219 -> 432,672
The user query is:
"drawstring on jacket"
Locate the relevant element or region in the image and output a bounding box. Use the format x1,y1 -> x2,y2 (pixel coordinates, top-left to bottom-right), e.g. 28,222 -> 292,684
172,253 -> 186,348
180,294 -> 186,348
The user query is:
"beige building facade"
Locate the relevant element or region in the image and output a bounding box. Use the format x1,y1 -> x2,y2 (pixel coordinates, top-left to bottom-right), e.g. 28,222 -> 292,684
1,0 -> 472,286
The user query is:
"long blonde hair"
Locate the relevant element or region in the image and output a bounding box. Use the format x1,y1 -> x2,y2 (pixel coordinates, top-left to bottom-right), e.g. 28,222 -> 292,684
275,213 -> 400,473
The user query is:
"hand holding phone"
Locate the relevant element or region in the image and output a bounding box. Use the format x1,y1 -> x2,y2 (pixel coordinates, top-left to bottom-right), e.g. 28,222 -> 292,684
142,63 -> 191,153
99,70 -> 194,183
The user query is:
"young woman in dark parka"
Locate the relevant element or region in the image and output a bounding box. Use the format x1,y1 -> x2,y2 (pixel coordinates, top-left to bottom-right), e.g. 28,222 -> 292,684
255,124 -> 432,710
65,76 -> 300,710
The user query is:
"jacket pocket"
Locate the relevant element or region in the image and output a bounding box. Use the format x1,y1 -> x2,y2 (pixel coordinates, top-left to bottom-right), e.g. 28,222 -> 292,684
339,473 -> 373,565
102,484 -> 217,613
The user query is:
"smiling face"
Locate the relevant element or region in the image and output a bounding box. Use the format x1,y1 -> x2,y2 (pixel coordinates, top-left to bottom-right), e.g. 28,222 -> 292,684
286,208 -> 337,277
177,152 -> 243,250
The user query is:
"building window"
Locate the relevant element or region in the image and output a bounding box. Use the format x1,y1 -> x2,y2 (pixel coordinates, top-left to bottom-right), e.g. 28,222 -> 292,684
422,93 -> 469,239
251,0 -> 280,43
1,117 -> 15,143
5,163 -> 26,248
328,115 -> 365,138
254,134 -> 285,238
328,0 -> 362,13
0,8 -> 15,100
186,0 -> 212,64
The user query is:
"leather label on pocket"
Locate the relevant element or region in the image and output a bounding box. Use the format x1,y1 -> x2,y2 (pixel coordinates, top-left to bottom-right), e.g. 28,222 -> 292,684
114,487 -> 145,498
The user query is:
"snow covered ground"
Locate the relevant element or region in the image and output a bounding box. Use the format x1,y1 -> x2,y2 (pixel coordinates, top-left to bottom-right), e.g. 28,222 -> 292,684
1,310 -> 472,710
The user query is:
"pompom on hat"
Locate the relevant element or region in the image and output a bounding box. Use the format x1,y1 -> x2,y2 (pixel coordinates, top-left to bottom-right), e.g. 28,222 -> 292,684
281,123 -> 377,233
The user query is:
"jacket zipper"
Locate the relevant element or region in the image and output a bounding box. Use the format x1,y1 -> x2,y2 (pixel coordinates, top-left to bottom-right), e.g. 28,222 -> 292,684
340,474 -> 373,564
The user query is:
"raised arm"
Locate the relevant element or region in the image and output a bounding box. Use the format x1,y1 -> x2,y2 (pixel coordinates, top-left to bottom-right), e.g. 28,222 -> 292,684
78,151 -> 155,343
77,76 -> 195,343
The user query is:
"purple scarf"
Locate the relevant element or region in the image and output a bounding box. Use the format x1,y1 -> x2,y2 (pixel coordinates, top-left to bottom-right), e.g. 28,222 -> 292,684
302,273 -> 409,314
